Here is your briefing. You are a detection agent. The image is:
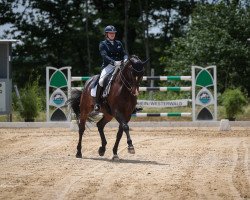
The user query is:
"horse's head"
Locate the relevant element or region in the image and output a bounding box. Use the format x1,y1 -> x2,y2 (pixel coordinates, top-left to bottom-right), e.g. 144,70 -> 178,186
120,55 -> 149,96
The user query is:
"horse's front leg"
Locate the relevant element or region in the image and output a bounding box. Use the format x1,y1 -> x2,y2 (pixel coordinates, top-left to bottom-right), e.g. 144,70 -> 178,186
115,113 -> 135,155
112,124 -> 123,161
122,122 -> 135,154
97,115 -> 112,156
76,117 -> 87,158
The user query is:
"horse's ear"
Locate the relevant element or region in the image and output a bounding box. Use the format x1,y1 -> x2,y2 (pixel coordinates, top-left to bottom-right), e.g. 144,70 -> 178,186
142,58 -> 150,65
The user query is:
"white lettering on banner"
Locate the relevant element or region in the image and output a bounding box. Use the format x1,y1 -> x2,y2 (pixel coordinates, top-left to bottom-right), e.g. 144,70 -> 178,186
0,82 -> 6,112
137,99 -> 191,108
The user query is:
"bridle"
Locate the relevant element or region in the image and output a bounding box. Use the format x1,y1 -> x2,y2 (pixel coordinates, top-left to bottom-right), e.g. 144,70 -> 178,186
118,60 -> 144,96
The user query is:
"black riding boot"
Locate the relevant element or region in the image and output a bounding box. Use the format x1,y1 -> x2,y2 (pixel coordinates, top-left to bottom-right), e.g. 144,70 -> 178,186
94,84 -> 103,111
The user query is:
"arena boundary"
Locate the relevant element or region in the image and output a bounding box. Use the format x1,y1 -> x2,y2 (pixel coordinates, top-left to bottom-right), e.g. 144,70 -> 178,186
1,121 -> 250,128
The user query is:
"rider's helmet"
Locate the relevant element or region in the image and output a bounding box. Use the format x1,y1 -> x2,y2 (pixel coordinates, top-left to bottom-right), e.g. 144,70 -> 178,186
104,25 -> 117,34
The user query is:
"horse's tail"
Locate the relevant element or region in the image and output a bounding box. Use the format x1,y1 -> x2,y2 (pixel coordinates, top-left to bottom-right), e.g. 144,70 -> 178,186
67,89 -> 82,121
67,76 -> 99,124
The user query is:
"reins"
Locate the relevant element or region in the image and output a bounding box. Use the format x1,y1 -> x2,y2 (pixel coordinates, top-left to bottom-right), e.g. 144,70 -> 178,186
118,60 -> 144,94
118,64 -> 133,93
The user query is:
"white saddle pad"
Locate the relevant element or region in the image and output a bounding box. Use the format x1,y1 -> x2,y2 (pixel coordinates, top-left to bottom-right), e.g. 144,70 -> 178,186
90,85 -> 97,97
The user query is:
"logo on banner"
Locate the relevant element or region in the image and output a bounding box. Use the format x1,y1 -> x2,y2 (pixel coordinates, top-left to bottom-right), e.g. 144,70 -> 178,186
196,87 -> 214,106
199,91 -> 211,104
53,93 -> 64,105
50,88 -> 67,107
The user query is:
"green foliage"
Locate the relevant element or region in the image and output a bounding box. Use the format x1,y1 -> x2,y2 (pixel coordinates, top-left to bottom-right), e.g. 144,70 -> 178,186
220,88 -> 248,120
138,91 -> 190,101
2,0 -> 250,99
161,2 -> 250,96
0,0 -> 16,25
1,0 -> 198,87
16,77 -> 43,121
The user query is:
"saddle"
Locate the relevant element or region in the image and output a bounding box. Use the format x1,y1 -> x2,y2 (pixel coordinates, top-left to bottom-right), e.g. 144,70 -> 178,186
91,67 -> 119,98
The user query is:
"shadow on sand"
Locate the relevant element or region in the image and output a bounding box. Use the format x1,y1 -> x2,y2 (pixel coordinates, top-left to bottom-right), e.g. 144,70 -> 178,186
83,156 -> 169,166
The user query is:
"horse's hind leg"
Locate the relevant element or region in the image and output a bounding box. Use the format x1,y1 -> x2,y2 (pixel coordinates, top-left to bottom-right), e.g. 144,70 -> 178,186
76,116 -> 87,158
97,115 -> 112,156
112,124 -> 123,161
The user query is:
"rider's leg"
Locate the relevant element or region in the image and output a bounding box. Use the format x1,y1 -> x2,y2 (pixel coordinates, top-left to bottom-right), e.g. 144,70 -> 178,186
94,64 -> 114,111
94,83 -> 102,111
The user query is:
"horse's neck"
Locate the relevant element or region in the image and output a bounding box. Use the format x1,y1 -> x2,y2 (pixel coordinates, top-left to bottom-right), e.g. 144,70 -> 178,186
114,69 -> 135,96
116,69 -> 130,86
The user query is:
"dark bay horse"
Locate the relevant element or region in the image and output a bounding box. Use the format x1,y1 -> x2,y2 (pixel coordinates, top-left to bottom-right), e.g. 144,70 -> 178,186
67,55 -> 148,160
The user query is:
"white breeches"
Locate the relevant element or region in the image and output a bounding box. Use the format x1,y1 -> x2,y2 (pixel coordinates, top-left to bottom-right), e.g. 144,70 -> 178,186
99,64 -> 115,87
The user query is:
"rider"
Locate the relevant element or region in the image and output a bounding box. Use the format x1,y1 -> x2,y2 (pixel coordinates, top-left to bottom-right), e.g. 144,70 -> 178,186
94,25 -> 128,111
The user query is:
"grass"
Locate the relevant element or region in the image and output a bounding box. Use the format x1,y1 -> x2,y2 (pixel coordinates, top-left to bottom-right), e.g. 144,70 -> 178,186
0,111 -> 46,122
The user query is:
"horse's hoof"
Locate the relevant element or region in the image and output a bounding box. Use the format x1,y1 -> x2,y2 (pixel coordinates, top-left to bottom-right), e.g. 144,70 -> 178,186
98,146 -> 106,156
128,146 -> 135,154
112,155 -> 120,161
76,153 -> 82,158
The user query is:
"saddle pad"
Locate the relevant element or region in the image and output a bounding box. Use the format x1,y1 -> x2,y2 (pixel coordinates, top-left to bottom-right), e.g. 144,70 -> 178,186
90,69 -> 115,97
90,75 -> 100,97
91,85 -> 97,97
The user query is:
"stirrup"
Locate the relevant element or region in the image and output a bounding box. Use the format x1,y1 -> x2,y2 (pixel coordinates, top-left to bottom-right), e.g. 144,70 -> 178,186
136,107 -> 143,112
94,104 -> 101,111
132,106 -> 143,114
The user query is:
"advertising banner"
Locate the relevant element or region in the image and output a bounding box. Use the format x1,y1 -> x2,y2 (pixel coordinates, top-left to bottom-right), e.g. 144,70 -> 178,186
137,99 -> 190,107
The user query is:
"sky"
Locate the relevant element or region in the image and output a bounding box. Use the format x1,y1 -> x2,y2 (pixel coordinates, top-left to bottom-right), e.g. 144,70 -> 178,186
0,24 -> 13,37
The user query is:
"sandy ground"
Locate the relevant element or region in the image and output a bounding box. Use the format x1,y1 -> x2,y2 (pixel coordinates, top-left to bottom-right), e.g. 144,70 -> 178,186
0,126 -> 249,200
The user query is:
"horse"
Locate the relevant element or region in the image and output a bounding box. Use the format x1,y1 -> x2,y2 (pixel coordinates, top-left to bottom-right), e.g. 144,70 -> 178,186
67,55 -> 149,161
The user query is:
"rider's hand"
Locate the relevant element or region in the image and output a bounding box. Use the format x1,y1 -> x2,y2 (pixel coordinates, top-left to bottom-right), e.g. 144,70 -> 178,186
123,58 -> 128,63
114,61 -> 121,67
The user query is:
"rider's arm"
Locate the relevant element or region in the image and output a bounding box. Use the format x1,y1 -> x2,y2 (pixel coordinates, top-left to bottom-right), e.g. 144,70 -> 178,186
99,41 -> 115,65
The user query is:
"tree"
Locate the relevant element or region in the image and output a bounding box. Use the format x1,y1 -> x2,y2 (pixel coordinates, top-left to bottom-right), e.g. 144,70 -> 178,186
0,0 -> 202,88
0,0 -> 16,25
143,0 -> 197,77
138,0 -> 151,75
3,0 -> 100,87
124,0 -> 130,54
160,2 -> 250,95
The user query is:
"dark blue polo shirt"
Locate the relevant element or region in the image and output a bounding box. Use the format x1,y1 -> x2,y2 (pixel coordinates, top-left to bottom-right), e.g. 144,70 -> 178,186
99,40 -> 128,68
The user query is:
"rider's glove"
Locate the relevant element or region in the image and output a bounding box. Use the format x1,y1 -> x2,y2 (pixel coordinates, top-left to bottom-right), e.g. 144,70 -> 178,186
123,58 -> 128,63
114,61 -> 121,67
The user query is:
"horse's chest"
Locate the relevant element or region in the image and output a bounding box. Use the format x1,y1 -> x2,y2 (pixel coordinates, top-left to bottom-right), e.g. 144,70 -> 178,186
109,86 -> 136,106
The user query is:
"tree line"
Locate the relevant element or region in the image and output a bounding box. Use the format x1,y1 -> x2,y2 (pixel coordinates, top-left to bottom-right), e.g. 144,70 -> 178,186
0,0 -> 249,96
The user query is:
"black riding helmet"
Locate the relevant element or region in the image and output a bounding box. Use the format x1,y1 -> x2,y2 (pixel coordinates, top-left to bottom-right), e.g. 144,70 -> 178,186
104,25 -> 117,34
